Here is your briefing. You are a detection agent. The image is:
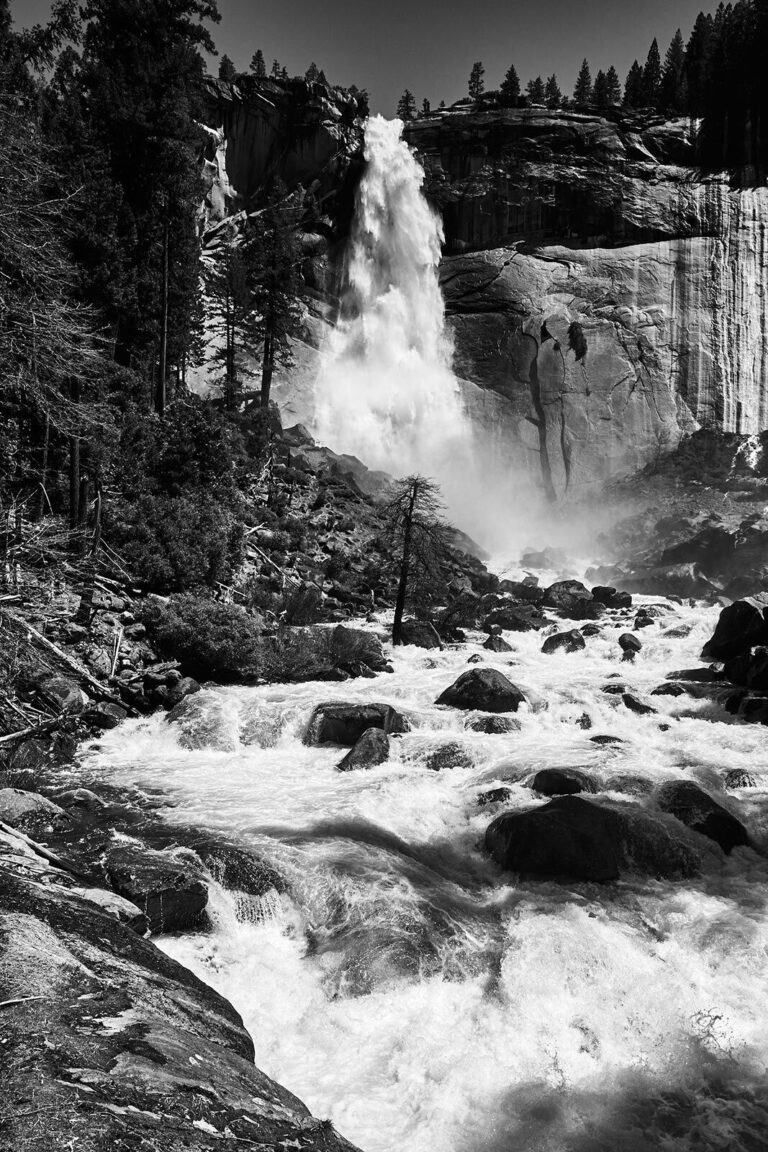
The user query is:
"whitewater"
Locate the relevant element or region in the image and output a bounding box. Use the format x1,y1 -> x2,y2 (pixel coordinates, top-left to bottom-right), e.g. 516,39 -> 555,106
79,594 -> 768,1152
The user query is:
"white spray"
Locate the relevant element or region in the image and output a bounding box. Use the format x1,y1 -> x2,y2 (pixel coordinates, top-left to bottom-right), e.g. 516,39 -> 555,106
314,116 -> 483,532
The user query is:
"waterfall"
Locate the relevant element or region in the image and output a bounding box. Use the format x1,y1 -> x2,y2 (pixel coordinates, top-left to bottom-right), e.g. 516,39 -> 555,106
313,116 -> 480,532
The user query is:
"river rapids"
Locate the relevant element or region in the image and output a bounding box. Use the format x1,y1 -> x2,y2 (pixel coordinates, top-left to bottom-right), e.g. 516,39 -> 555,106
80,586 -> 768,1152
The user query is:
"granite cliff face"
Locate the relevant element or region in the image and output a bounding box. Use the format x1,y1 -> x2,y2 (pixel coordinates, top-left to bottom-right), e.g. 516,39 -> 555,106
405,107 -> 768,498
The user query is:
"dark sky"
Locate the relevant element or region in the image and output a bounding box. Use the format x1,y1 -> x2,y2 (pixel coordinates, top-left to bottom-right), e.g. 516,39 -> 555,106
12,0 -> 710,114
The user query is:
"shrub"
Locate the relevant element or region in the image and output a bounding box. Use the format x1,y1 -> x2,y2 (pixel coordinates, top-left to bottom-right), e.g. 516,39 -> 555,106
142,594 -> 264,682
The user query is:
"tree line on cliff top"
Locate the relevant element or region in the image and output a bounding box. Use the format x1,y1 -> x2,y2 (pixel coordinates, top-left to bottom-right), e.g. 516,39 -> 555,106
397,0 -> 768,167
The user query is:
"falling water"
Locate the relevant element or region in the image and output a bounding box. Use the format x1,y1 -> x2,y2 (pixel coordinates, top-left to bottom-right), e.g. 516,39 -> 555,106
313,116 -> 480,530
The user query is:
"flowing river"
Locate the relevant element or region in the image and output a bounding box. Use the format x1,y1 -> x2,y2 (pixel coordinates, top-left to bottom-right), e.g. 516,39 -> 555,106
80,585 -> 768,1152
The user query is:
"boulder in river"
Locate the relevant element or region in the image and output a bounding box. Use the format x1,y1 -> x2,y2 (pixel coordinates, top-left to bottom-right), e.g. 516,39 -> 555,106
622,693 -> 656,715
304,702 -> 409,746
655,780 -> 749,854
483,604 -> 546,632
104,845 -> 208,933
619,633 -> 642,660
484,634 -> 513,653
337,727 -> 390,771
541,629 -> 586,655
603,774 -> 655,796
530,768 -> 597,796
397,618 -> 443,649
422,742 -> 474,771
468,714 -> 521,733
701,593 -> 768,662
592,586 -> 633,609
435,668 -> 527,713
0,788 -> 68,834
723,646 -> 768,692
543,580 -> 600,618
486,795 -> 700,881
722,768 -> 758,790
478,786 -> 512,806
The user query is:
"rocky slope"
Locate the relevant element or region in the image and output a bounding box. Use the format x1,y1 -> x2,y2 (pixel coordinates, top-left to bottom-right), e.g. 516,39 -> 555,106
405,106 -> 768,498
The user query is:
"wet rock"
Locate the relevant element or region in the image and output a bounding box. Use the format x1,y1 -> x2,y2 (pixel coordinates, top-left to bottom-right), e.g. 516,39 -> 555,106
498,580 -> 546,605
580,623 -> 601,637
602,683 -> 626,695
422,742 -> 474,771
666,666 -> 724,683
486,795 -> 700,881
575,712 -> 592,729
104,845 -> 208,933
619,633 -> 642,660
622,693 -> 656,715
56,787 -> 107,811
186,835 -> 285,898
656,780 -> 749,853
6,739 -> 46,776
337,728 -> 390,771
701,593 -> 768,662
0,788 -> 68,833
36,675 -> 86,714
483,604 -> 546,632
634,610 -> 655,630
82,701 -> 128,730
530,768 -> 597,796
604,774 -> 655,796
722,768 -> 758,790
467,714 -> 521,733
651,683 -> 686,697
484,634 -> 513,653
166,694 -> 237,752
304,702 -> 409,746
397,618 -> 443,650
73,887 -> 148,931
541,629 -> 586,655
592,586 -> 633,609
466,653 -> 483,664
723,646 -> 768,692
477,786 -> 512,806
435,668 -> 527,713
590,735 -> 624,745
544,580 -> 602,619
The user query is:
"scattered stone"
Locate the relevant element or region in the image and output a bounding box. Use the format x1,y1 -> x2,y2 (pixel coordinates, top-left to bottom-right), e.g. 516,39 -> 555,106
575,712 -> 592,729
397,618 -> 443,650
466,653 -> 483,664
36,675 -> 85,714
541,629 -> 586,655
722,768 -> 758,790
82,701 -> 128,730
484,634 -> 513,653
104,845 -> 208,933
622,693 -> 656,715
483,605 -> 546,632
486,795 -> 700,881
435,668 -> 527,713
634,610 -> 655,630
592,586 -> 633,609
666,667 -> 724,683
467,715 -> 521,733
56,787 -> 107,810
530,768 -> 597,796
422,742 -> 474,771
580,623 -> 601,637
304,702 -> 409,746
544,580 -> 602,619
651,683 -> 686,697
724,647 -> 768,692
0,788 -> 68,833
477,787 -> 512,806
619,633 -> 642,661
590,735 -> 624,745
337,728 -> 390,771
601,683 -> 626,695
656,780 -> 749,854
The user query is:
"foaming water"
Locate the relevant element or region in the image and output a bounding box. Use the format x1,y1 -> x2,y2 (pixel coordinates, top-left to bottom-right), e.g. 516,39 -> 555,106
80,596 -> 768,1151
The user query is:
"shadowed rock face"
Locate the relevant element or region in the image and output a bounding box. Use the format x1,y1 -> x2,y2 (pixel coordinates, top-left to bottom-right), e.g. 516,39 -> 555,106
405,107 -> 768,498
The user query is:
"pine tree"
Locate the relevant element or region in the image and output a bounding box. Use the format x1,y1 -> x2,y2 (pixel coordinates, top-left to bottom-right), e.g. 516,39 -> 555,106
468,61 -> 485,100
526,75 -> 545,103
593,69 -> 609,108
315,67 -> 326,84
641,38 -> 662,106
396,88 -> 417,120
204,237 -> 252,409
623,60 -> 644,107
499,63 -> 520,105
218,53 -> 236,81
383,476 -> 449,645
605,65 -> 622,106
659,28 -> 688,112
271,58 -> 280,77
544,73 -> 562,108
573,58 -> 593,104
685,13 -> 713,117
250,48 -> 266,76
421,96 -> 431,114
305,61 -> 319,82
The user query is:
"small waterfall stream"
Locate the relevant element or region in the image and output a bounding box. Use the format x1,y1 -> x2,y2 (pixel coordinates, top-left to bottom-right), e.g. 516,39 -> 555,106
80,590 -> 768,1152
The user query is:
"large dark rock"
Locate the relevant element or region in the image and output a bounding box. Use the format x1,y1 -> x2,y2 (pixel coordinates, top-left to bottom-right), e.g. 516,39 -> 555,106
655,780 -> 749,853
543,580 -> 593,615
467,714 -> 521,733
623,693 -> 656,715
592,586 -> 633,609
435,668 -> 527,713
337,727 -> 390,771
270,624 -> 391,681
483,604 -> 546,631
530,768 -> 597,796
486,795 -> 700,881
702,593 -> 768,662
484,634 -> 513,653
397,618 -> 443,650
0,788 -> 68,834
36,675 -> 85,715
82,701 -> 128,730
422,742 -> 474,771
304,702 -> 408,746
541,629 -> 586,655
498,580 -> 546,605
104,845 -> 208,933
723,646 -> 768,691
